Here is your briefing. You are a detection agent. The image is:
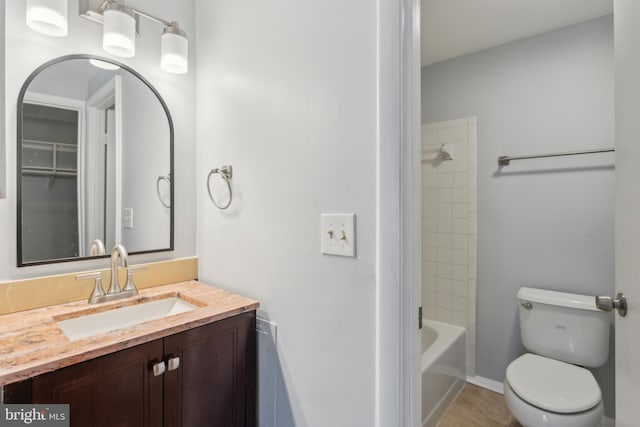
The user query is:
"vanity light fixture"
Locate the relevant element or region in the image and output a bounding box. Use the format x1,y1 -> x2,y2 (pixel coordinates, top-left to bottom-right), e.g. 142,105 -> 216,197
96,0 -> 189,74
26,0 -> 188,74
161,24 -> 189,74
26,0 -> 69,37
89,58 -> 120,70
102,2 -> 136,58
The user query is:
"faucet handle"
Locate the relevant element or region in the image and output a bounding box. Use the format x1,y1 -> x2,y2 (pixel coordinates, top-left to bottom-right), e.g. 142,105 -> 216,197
76,271 -> 102,280
76,271 -> 106,304
122,265 -> 148,294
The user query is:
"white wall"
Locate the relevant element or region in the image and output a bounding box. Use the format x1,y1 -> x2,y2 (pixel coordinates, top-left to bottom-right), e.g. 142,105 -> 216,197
614,0 -> 640,423
0,0 -> 4,198
121,73 -> 171,252
195,1 -> 379,425
0,0 -> 196,280
422,16 -> 616,415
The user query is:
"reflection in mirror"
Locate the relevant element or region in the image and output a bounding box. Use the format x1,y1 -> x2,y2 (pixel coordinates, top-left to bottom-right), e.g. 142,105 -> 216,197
17,55 -> 174,266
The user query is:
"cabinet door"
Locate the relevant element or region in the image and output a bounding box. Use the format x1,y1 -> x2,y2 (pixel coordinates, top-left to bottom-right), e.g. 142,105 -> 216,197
2,379 -> 32,404
32,340 -> 164,427
163,312 -> 256,427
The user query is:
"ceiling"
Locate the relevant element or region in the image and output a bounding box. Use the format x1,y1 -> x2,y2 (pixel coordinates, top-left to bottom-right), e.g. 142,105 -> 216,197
421,0 -> 613,67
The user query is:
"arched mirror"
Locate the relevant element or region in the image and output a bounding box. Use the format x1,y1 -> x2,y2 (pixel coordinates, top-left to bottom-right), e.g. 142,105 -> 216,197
17,55 -> 174,266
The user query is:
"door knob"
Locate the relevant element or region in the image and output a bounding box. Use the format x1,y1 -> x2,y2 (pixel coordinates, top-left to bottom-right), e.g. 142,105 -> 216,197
595,293 -> 627,317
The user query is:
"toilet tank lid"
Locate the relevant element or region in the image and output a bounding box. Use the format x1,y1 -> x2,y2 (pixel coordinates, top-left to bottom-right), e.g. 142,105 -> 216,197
517,287 -> 599,311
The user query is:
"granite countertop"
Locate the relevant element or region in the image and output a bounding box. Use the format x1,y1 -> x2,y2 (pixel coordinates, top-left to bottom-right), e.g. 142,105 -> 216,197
0,280 -> 259,386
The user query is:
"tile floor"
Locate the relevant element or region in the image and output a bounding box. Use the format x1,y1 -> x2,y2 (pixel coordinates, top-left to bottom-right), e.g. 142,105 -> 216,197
437,384 -> 522,427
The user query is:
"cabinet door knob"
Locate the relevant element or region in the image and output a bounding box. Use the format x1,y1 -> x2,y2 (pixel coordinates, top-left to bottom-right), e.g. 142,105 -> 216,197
152,361 -> 166,376
167,357 -> 180,371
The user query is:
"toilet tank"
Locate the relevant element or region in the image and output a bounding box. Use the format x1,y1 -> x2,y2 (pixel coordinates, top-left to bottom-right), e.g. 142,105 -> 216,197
517,287 -> 610,368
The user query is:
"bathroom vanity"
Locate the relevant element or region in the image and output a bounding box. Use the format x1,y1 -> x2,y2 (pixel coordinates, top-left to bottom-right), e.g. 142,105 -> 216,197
0,281 -> 258,427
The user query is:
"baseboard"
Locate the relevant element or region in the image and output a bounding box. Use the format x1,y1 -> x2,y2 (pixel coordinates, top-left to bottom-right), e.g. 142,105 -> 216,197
465,375 -> 504,394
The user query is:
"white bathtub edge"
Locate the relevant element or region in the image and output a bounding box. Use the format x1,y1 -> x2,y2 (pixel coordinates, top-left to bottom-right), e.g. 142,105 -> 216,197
421,320 -> 466,369
466,375 -> 504,394
422,378 -> 465,427
421,320 -> 467,426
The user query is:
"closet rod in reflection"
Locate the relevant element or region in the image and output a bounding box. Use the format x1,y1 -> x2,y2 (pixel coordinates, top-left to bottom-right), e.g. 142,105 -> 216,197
498,148 -> 615,166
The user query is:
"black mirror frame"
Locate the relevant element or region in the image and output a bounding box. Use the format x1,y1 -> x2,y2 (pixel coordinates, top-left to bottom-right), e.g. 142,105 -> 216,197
16,54 -> 175,267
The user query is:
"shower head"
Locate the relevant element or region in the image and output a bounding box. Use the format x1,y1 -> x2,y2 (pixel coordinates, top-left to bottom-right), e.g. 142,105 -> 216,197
437,143 -> 453,161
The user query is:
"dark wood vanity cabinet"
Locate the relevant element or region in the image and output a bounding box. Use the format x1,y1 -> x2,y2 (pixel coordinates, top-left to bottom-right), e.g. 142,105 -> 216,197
163,312 -> 256,427
4,312 -> 256,427
32,339 -> 165,426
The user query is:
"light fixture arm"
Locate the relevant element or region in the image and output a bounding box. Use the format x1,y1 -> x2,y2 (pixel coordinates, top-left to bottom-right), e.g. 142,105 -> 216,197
100,0 -> 183,33
126,8 -> 173,28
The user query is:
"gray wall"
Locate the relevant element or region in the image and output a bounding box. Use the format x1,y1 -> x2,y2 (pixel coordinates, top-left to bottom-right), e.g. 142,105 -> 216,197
422,16 -> 615,415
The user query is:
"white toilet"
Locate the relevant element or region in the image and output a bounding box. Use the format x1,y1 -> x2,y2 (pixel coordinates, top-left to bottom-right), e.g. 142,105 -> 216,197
504,287 -> 609,427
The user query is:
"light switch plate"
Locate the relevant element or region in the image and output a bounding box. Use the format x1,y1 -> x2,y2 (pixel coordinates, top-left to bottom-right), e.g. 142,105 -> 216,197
123,208 -> 134,229
321,214 -> 356,257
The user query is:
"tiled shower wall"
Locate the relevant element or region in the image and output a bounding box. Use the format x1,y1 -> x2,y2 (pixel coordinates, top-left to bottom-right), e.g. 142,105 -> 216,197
422,117 -> 477,375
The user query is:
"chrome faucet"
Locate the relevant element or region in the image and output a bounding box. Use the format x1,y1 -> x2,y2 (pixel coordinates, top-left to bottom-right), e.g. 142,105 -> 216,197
108,244 -> 129,295
90,239 -> 106,256
76,245 -> 145,304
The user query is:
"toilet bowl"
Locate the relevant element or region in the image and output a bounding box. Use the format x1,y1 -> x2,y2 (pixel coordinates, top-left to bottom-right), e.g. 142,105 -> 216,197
505,288 -> 610,427
504,353 -> 603,427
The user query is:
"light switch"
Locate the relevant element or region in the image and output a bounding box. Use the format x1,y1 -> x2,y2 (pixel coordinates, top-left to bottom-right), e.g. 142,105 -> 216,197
321,214 -> 356,257
123,208 -> 133,229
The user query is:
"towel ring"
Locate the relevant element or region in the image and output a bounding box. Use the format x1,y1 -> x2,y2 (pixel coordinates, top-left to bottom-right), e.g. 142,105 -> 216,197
207,165 -> 233,209
156,175 -> 171,208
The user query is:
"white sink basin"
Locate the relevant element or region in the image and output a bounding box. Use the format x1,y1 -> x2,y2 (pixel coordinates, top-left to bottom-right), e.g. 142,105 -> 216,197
56,297 -> 197,341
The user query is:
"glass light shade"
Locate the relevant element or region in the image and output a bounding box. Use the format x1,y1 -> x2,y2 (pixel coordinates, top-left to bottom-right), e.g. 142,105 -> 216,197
103,7 -> 136,58
161,30 -> 188,74
89,58 -> 120,71
26,0 -> 68,37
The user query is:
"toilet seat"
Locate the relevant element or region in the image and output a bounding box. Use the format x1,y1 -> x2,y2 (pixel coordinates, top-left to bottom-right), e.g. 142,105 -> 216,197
506,353 -> 601,413
504,380 -> 604,427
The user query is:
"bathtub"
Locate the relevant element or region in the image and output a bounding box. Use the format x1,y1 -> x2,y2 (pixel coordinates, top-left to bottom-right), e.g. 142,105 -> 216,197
421,320 -> 467,427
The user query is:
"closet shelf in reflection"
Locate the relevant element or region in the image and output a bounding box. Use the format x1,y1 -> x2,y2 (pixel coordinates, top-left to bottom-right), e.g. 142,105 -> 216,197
21,139 -> 78,188
21,167 -> 77,177
23,139 -> 77,149
21,139 -> 78,176
21,167 -> 77,189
